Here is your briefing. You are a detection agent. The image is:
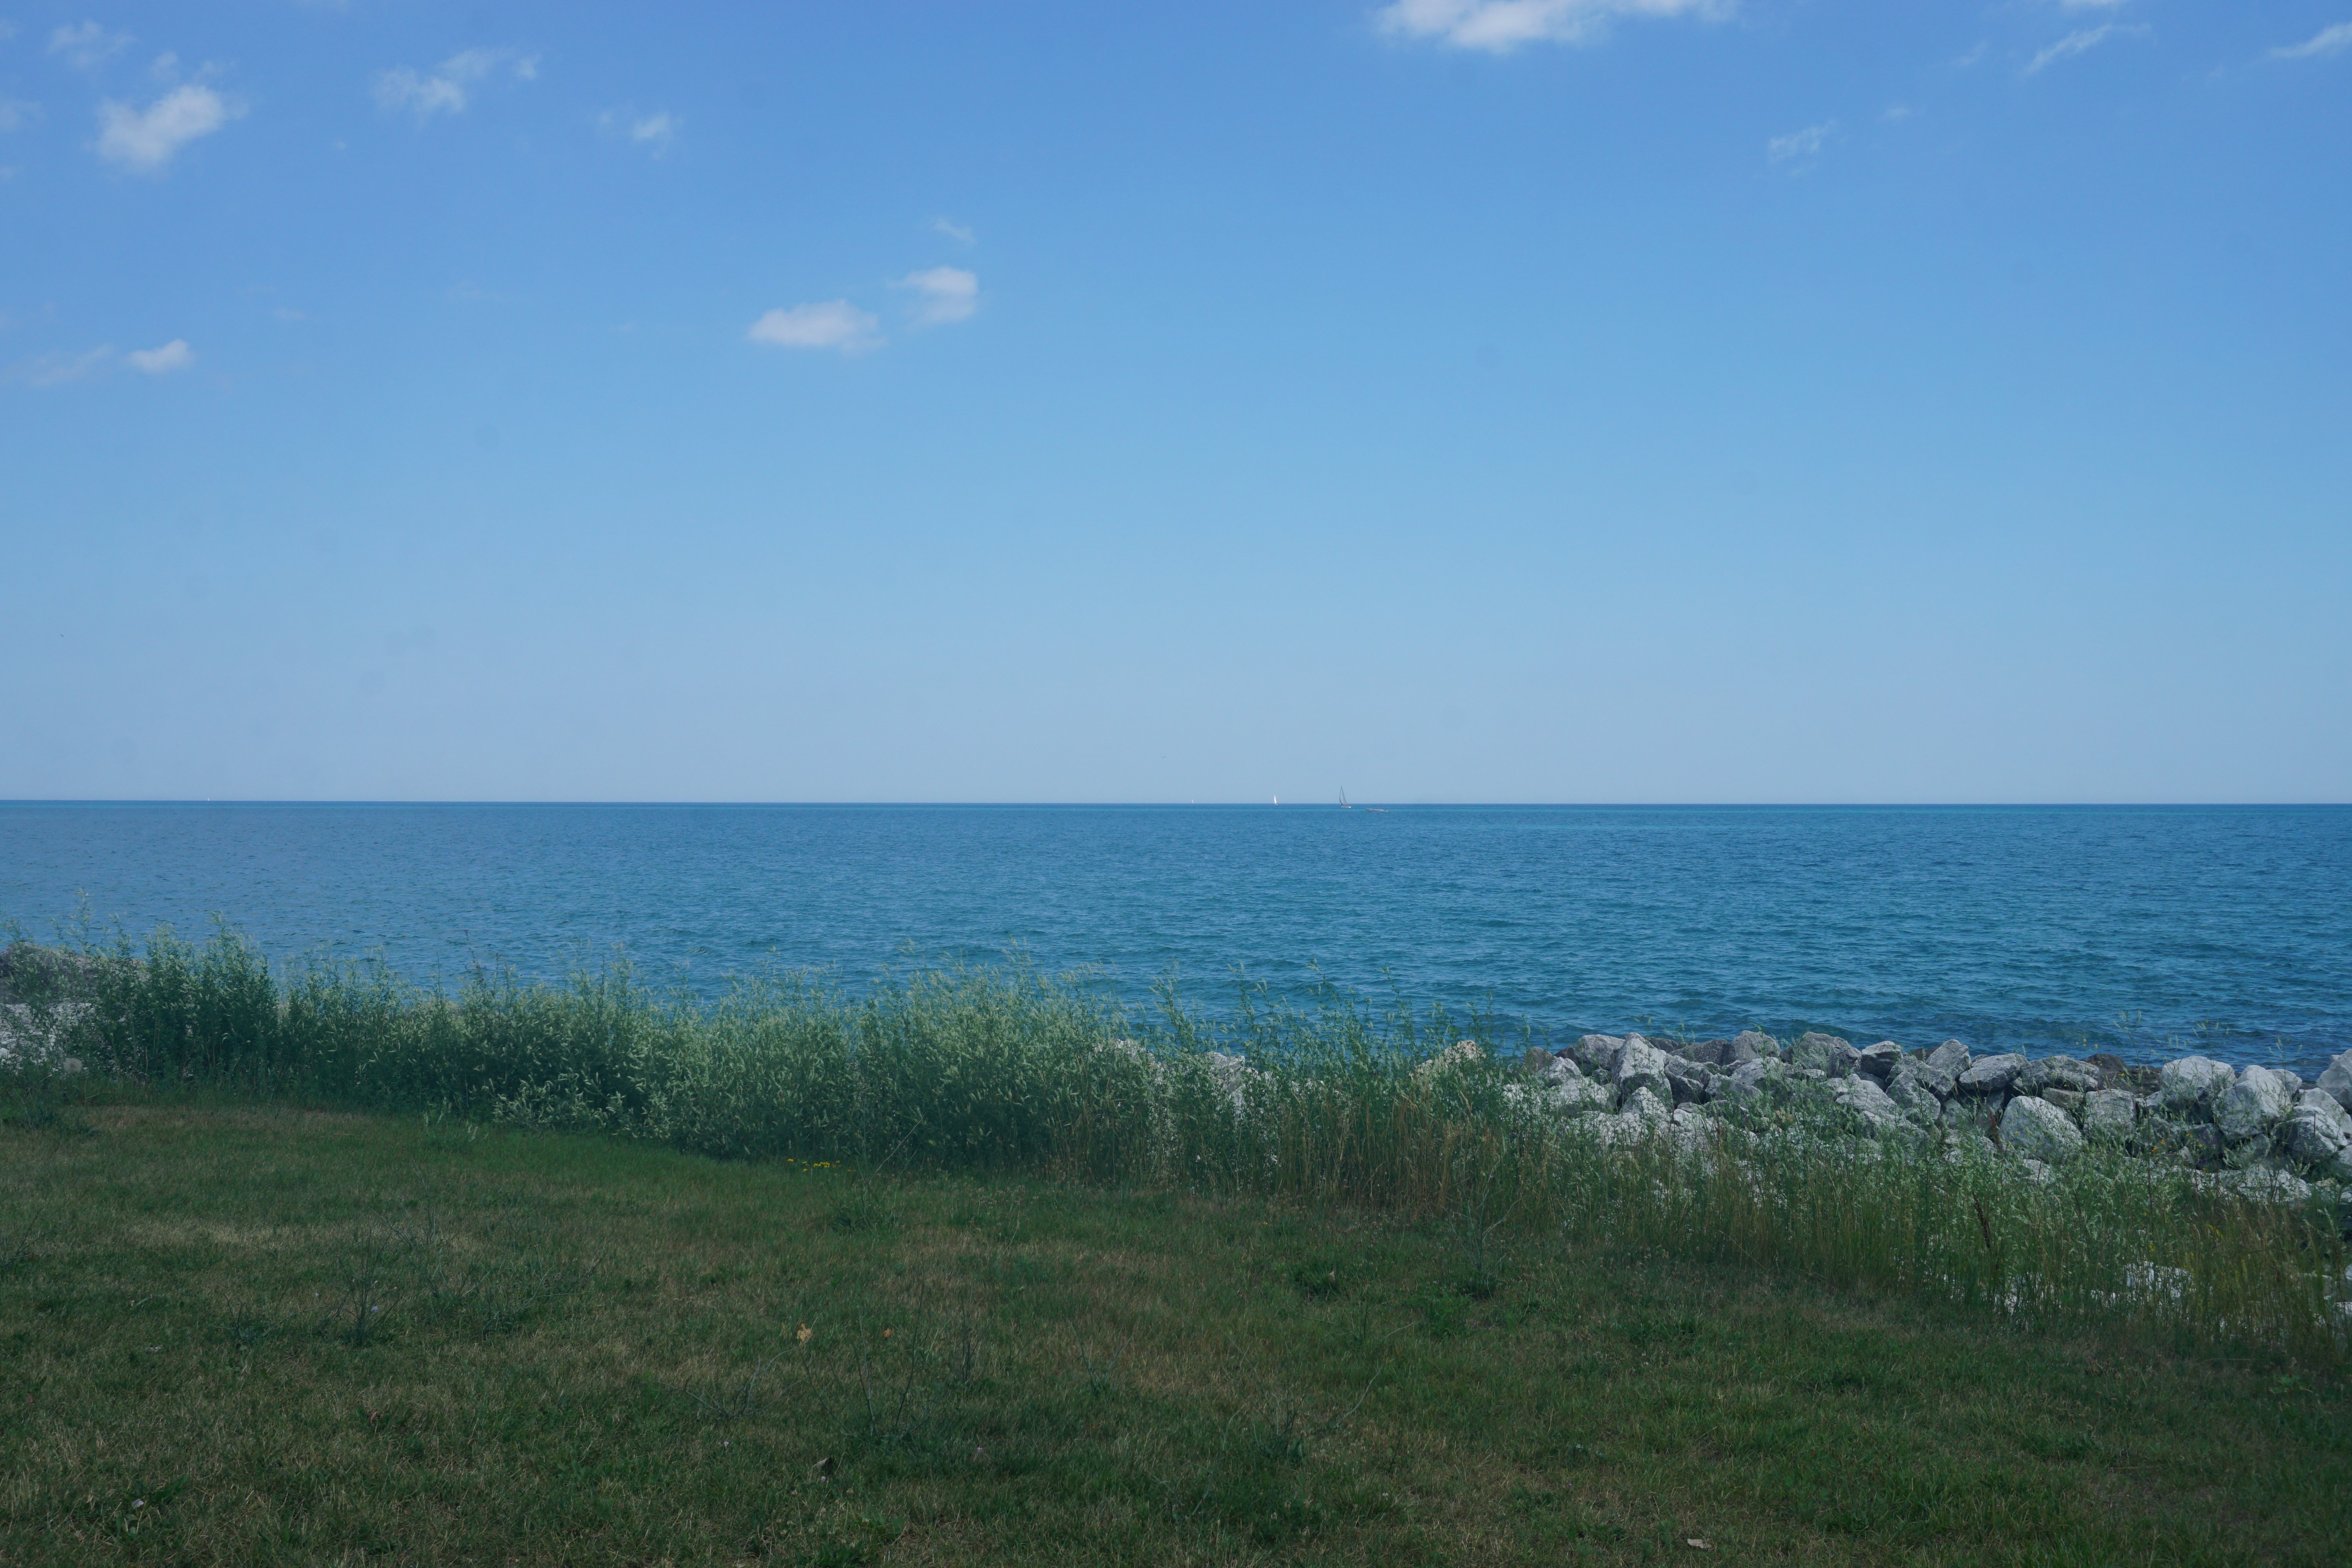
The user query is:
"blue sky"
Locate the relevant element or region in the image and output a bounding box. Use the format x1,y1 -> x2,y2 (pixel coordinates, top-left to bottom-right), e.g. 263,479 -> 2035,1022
3,1 -> 2347,803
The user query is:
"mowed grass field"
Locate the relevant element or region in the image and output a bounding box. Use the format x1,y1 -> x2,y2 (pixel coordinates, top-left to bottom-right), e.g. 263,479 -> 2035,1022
3,1094 -> 2349,1566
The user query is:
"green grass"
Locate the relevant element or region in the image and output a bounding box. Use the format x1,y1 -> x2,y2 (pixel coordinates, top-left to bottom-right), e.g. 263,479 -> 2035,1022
3,1094 -> 2351,1565
7,924 -> 2349,1370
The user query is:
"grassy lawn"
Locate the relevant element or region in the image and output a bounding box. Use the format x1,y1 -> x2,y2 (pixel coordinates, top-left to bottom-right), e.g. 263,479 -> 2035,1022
3,1096 -> 2348,1565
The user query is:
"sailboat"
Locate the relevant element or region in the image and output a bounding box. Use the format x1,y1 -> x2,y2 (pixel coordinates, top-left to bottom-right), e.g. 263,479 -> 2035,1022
1339,788 -> 1350,810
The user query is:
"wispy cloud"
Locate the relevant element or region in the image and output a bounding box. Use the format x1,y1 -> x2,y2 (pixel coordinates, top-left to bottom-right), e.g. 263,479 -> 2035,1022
1767,120 -> 1835,165
373,47 -> 539,121
747,301 -> 882,355
1376,0 -> 1727,53
0,98 -> 40,132
125,338 -> 192,374
2025,24 -> 2145,75
2271,22 -> 2352,61
94,83 -> 241,173
599,107 -> 678,153
932,216 -> 976,245
5,345 -> 113,386
49,21 -> 132,71
893,266 -> 979,326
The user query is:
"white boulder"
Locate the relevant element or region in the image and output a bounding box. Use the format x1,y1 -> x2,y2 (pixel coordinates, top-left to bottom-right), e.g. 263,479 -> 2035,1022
2002,1094 -> 2086,1164
2215,1065 -> 2294,1144
2159,1056 -> 2236,1116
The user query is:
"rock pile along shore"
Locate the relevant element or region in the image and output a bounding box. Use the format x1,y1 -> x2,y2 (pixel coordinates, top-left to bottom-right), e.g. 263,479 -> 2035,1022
1494,1028 -> 2352,1206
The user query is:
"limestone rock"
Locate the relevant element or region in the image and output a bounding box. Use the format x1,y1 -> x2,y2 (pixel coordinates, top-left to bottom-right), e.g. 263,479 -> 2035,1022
2040,1087 -> 2086,1117
1615,1036 -> 1675,1109
2001,1094 -> 2087,1164
1856,1041 -> 1903,1081
2318,1051 -> 2352,1115
1830,1073 -> 1907,1137
1895,1056 -> 1956,1100
1885,1067 -> 1944,1128
2296,1087 -> 2352,1138
2159,1056 -> 2236,1117
1571,1034 -> 1626,1078
1662,1053 -> 1713,1105
2280,1091 -> 2352,1165
1415,1040 -> 1485,1081
2215,1065 -> 2294,1144
1957,1054 -> 2027,1096
2015,1057 -> 2102,1095
1926,1040 -> 1972,1078
1788,1032 -> 1851,1074
1727,1030 -> 1775,1065
1724,1058 -> 1783,1101
2083,1089 -> 2137,1143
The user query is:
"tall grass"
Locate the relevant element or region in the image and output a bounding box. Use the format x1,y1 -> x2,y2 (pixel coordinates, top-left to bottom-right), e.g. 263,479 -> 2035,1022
12,922 -> 2348,1364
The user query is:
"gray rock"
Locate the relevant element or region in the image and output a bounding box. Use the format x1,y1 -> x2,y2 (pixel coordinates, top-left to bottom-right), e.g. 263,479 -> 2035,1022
2215,1065 -> 2295,1144
1957,1054 -> 2027,1096
1727,1030 -> 1774,1065
1789,1032 -> 1851,1074
1662,1054 -> 1713,1105
1619,1085 -> 1670,1123
1894,1056 -> 1956,1100
1884,1067 -> 1944,1128
1615,1036 -> 1675,1109
1523,1047 -> 1555,1073
2295,1087 -> 2352,1138
2318,1051 -> 2352,1115
2001,1094 -> 2087,1164
1926,1040 -> 1971,1077
2282,1104 -> 2352,1166
2040,1087 -> 2086,1118
1829,1073 -> 1904,1131
1724,1058 -> 1782,1101
1669,1037 -> 1730,1067
2219,1167 -> 2313,1205
2159,1056 -> 2236,1117
1856,1041 -> 1903,1081
2083,1089 -> 2137,1143
1570,1034 -> 1626,1078
2015,1056 -> 2102,1095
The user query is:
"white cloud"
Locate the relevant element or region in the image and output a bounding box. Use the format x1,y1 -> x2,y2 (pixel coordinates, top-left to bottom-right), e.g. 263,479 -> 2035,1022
893,266 -> 978,326
126,338 -> 192,373
94,84 -> 241,173
1882,102 -> 1913,122
747,301 -> 882,354
2271,22 -> 2352,61
1376,0 -> 1726,53
932,216 -> 976,244
0,98 -> 40,132
2025,24 -> 2145,74
600,107 -> 678,153
49,21 -> 132,71
1767,120 -> 1834,164
5,345 -> 113,386
373,46 -> 537,121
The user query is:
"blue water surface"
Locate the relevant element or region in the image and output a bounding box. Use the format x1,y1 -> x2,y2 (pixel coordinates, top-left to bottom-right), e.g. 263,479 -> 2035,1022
1,804 -> 2344,1072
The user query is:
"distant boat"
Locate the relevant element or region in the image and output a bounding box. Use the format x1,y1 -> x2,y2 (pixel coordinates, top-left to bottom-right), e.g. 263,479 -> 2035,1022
1339,788 -> 1350,810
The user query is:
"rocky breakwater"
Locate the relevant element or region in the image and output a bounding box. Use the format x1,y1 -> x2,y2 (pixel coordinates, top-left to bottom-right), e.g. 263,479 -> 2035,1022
1509,1029 -> 2352,1214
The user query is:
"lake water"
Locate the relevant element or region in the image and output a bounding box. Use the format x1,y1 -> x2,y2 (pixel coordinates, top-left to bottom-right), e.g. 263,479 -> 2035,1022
1,803 -> 2344,1072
